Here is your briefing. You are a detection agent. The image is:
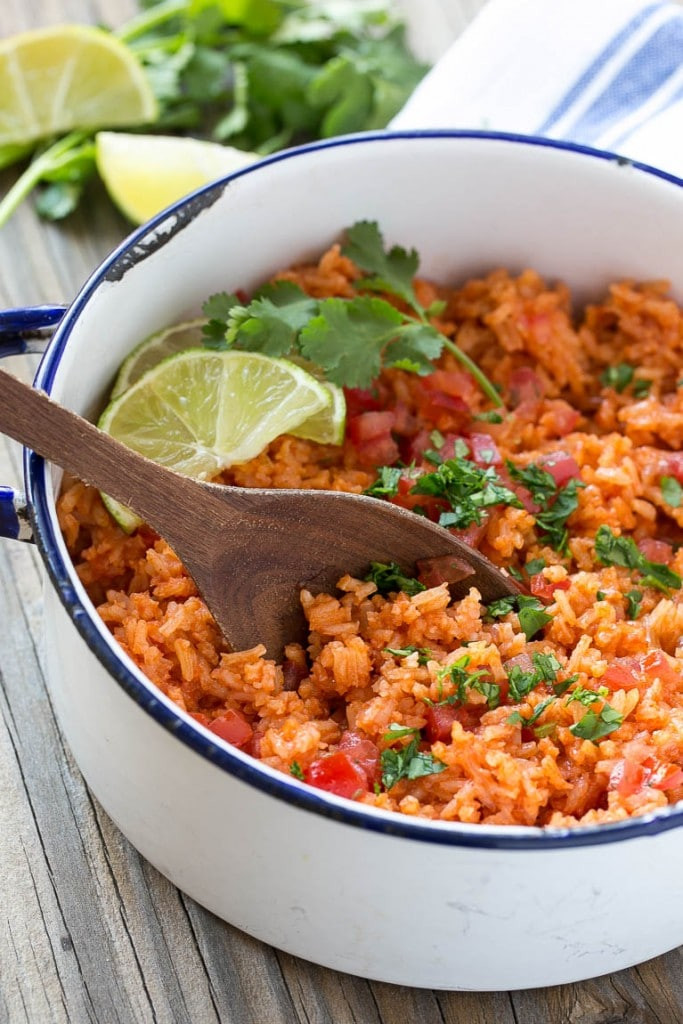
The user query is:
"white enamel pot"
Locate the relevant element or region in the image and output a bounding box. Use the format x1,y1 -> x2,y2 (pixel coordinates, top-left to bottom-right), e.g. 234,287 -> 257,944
2,132 -> 683,991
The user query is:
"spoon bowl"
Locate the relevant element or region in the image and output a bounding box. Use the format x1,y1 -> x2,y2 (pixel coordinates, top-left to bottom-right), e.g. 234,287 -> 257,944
0,366 -> 517,657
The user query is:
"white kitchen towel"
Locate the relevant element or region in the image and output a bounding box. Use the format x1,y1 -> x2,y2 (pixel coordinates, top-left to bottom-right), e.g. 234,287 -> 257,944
391,0 -> 683,178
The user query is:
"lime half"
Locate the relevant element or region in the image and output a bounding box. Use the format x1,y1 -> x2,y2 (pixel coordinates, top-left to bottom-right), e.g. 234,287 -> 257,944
99,349 -> 331,531
0,26 -> 157,146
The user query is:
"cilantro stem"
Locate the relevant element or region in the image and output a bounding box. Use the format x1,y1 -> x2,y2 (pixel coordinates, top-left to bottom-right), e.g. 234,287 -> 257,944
115,0 -> 188,43
441,338 -> 503,408
0,132 -> 88,229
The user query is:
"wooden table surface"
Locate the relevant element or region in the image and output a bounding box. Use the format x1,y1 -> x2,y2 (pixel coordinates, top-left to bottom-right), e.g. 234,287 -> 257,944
2,2 -> 682,1022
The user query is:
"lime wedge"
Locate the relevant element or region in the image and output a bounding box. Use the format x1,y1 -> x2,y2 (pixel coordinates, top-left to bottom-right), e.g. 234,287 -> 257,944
0,26 -> 157,146
96,131 -> 258,223
98,350 -> 331,532
289,379 -> 346,445
111,319 -> 207,399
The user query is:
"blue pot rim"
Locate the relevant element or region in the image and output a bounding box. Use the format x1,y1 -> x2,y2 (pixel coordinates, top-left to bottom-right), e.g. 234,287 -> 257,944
26,129 -> 683,852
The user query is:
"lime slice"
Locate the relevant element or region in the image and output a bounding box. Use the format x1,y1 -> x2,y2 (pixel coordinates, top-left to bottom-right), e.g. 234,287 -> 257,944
98,350 -> 331,531
96,131 -> 258,223
111,319 -> 207,399
0,26 -> 157,146
289,380 -> 346,445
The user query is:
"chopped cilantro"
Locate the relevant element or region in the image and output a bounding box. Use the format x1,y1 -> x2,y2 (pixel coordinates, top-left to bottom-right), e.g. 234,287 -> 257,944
380,725 -> 446,789
632,378 -> 652,399
625,589 -> 643,619
433,655 -> 490,706
594,525 -> 681,592
474,410 -> 505,424
384,645 -> 431,665
363,466 -> 403,498
661,476 -> 683,508
507,652 -> 576,704
566,686 -> 602,707
601,363 -> 634,392
508,695 -> 556,731
411,457 -> 522,530
507,461 -> 584,553
429,429 -> 446,449
290,761 -> 305,780
570,705 -> 624,742
596,591 -> 607,601
524,558 -> 546,576
365,561 -> 426,597
485,594 -> 553,640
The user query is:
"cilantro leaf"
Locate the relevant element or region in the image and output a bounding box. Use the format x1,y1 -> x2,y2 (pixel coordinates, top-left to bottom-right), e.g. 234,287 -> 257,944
299,295 -> 403,387
484,594 -> 552,640
385,321 -> 444,375
508,695 -> 556,730
600,363 -> 634,392
625,589 -> 643,619
432,655 -> 494,707
230,291 -> 319,357
384,645 -> 431,665
341,220 -> 420,310
380,725 -> 446,789
290,760 -> 305,780
411,458 -> 522,530
507,460 -> 583,553
202,292 -> 241,350
594,525 -> 681,592
661,476 -> 683,508
365,561 -> 426,597
364,466 -> 403,498
570,705 -> 624,742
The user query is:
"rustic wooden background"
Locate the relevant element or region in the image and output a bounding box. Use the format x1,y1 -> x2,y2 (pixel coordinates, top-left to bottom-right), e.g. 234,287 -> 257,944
1,1 -> 682,1022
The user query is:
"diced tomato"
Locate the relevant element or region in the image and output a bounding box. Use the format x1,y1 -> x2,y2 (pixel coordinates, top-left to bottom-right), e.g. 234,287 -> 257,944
304,751 -> 369,799
637,538 -> 674,564
208,709 -> 253,749
609,758 -> 647,796
391,401 -> 417,436
648,762 -> 683,791
450,520 -> 488,548
235,288 -> 250,304
661,452 -> 683,483
416,555 -> 475,588
338,730 -> 380,787
544,401 -> 580,437
344,387 -> 382,417
424,703 -> 483,741
389,490 -> 447,523
601,657 -> 642,691
508,367 -> 543,405
466,432 -> 502,466
529,575 -> 571,603
639,650 -> 681,688
537,451 -> 581,487
347,411 -> 399,467
420,390 -> 470,417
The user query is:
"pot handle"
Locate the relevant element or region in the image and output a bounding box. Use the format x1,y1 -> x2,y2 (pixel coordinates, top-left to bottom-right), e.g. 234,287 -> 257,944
0,304 -> 66,356
0,304 -> 66,541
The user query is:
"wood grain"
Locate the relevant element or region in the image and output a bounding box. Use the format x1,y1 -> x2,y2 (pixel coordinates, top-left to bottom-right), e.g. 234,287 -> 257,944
1,2 -> 682,1023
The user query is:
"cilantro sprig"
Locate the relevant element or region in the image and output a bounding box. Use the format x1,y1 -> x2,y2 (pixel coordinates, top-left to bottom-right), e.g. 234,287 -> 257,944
411,457 -> 522,529
380,724 -> 446,790
485,595 -> 553,640
365,561 -> 426,597
431,655 -> 500,710
202,221 -> 502,401
594,525 -> 681,592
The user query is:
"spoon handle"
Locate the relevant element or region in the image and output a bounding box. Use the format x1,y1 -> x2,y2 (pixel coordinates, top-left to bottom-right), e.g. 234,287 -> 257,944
0,367 -> 225,535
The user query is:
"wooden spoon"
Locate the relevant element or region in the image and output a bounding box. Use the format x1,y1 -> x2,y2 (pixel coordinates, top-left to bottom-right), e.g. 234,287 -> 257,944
0,368 -> 518,658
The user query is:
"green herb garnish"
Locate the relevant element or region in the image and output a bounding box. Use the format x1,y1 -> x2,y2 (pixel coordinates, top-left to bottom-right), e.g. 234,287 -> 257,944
570,705 -> 624,742
485,594 -> 553,640
524,558 -> 546,576
507,461 -> 583,553
384,645 -> 432,665
632,378 -> 652,399
601,363 -> 634,392
411,457 -> 522,529
365,561 -> 426,597
203,221 -> 502,400
594,525 -> 681,592
290,761 -> 305,780
508,695 -> 556,731
363,466 -> 403,498
380,725 -> 446,789
625,589 -> 643,619
432,655 -> 491,706
596,590 -> 607,601
661,476 -> 683,508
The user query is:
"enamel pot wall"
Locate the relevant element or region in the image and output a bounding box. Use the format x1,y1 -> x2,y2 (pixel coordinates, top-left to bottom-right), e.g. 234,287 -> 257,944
2,132 -> 682,991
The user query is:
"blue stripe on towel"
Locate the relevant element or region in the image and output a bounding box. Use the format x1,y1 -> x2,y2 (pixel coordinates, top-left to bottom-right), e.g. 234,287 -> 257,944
537,2 -> 665,134
564,16 -> 683,144
609,80 -> 683,148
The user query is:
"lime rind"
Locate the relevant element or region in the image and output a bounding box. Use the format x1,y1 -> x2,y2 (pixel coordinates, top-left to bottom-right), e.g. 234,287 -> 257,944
289,380 -> 346,445
111,319 -> 207,399
98,349 -> 331,532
